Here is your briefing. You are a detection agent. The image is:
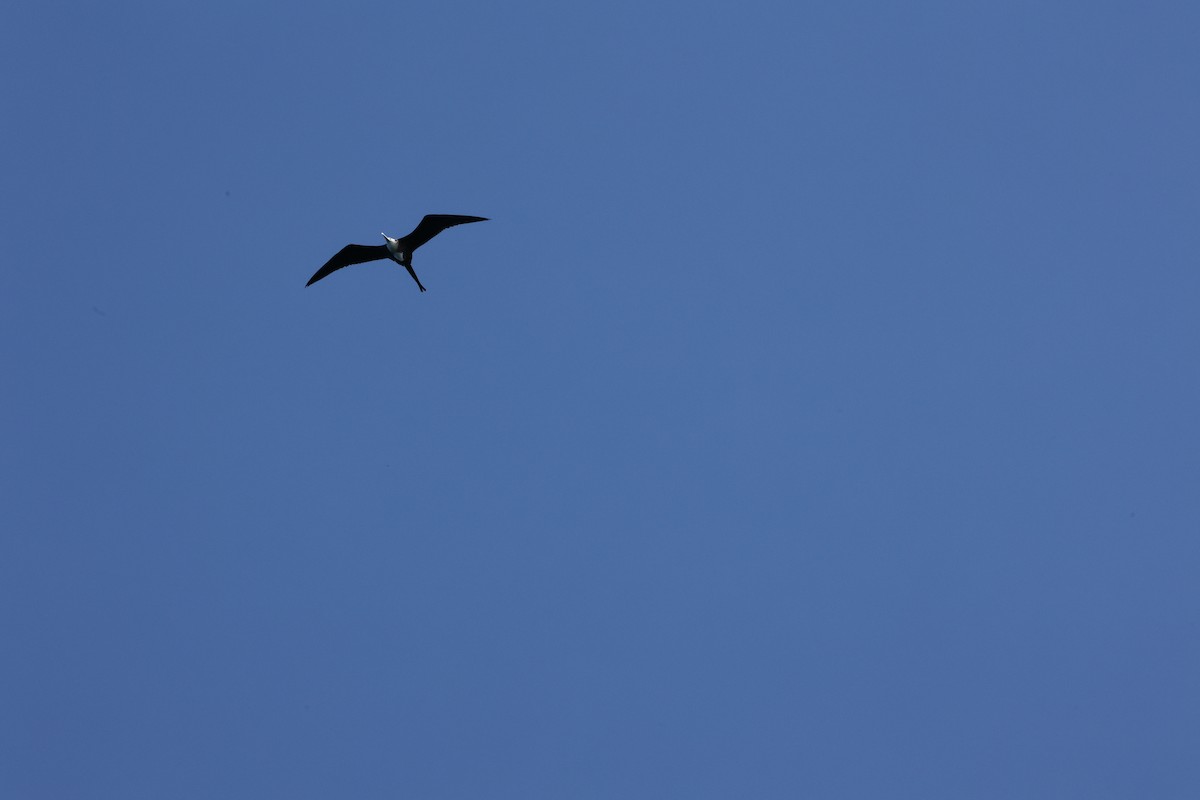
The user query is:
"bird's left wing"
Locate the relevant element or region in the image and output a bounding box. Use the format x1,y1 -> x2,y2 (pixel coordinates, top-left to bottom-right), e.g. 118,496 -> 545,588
305,244 -> 389,286
399,215 -> 488,252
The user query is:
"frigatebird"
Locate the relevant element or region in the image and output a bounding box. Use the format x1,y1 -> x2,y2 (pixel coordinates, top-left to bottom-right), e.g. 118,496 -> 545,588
306,214 -> 488,292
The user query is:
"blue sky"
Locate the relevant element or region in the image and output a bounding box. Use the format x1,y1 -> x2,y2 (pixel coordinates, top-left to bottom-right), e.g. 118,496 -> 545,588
4,1 -> 1200,797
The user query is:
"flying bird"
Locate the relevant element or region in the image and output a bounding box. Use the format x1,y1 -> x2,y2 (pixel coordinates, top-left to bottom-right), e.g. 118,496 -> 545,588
306,214 -> 488,292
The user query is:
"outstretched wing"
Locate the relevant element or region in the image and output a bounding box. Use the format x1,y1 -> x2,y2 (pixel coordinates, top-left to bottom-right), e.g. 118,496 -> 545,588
305,244 -> 389,286
398,215 -> 488,252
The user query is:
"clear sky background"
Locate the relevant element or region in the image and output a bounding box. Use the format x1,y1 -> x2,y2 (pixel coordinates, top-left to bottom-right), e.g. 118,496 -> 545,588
4,2 -> 1200,798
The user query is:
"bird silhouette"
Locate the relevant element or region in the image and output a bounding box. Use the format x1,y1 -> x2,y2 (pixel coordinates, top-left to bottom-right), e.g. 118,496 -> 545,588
306,214 -> 488,292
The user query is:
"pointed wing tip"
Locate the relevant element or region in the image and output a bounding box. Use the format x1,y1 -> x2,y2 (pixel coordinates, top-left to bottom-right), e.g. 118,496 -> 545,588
428,214 -> 488,222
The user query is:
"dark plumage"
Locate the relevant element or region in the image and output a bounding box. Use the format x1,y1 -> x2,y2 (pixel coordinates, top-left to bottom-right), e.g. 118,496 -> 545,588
306,214 -> 488,292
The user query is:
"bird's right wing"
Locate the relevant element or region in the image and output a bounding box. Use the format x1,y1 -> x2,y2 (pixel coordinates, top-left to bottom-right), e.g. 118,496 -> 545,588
305,244 -> 389,286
